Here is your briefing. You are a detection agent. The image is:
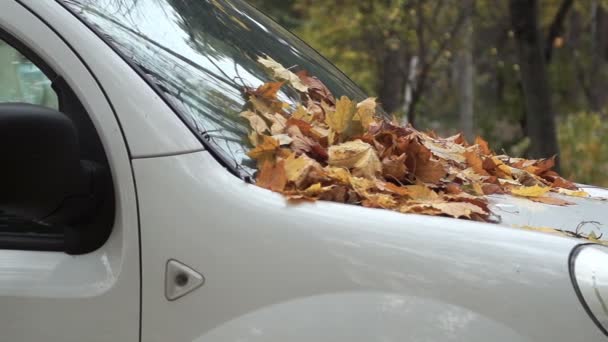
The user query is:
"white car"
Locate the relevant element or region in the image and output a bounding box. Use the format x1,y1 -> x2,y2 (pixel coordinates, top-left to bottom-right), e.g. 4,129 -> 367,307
0,0 -> 606,341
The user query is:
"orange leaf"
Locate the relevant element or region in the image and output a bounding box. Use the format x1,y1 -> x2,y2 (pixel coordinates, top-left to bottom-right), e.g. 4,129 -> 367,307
256,160 -> 287,192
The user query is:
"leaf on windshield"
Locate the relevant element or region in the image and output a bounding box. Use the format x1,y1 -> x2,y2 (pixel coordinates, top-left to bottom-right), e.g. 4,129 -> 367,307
257,56 -> 308,92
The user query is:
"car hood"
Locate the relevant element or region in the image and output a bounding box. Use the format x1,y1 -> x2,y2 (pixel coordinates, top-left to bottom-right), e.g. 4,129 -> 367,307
490,185 -> 607,237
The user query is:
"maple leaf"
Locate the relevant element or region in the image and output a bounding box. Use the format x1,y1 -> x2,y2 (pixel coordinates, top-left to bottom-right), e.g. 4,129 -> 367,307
296,70 -> 335,105
328,140 -> 382,179
463,149 -> 488,176
475,136 -> 492,155
529,196 -> 574,206
256,160 -> 287,192
284,153 -> 322,187
555,188 -> 589,197
240,110 -> 269,135
246,81 -> 284,100
361,193 -> 398,209
382,153 -> 408,181
325,96 -> 356,144
245,59 -> 586,224
257,56 -> 309,92
354,98 -> 377,131
247,135 -> 280,166
510,185 -> 550,197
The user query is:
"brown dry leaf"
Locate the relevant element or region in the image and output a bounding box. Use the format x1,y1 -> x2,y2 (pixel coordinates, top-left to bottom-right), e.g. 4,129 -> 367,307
482,183 -> 503,195
430,201 -> 488,219
257,56 -> 308,92
511,185 -> 550,197
249,81 -> 284,100
377,181 -> 410,196
475,136 -> 491,155
529,196 -> 574,206
256,160 -> 287,192
296,70 -> 335,105
405,185 -> 438,200
245,59 -> 587,224
328,140 -> 381,179
382,153 -> 407,181
463,149 -> 488,176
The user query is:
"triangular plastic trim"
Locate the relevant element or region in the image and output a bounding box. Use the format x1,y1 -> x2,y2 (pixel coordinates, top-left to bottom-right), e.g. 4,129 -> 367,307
165,259 -> 205,301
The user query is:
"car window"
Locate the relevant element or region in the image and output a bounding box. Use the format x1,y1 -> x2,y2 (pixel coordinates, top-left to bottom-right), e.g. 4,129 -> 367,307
0,38 -> 58,109
61,0 -> 370,179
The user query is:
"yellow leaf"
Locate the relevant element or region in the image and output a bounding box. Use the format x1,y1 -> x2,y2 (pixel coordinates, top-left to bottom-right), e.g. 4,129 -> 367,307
240,110 -> 269,135
247,135 -> 279,164
328,140 -> 381,179
556,188 -> 589,198
257,56 -> 308,92
326,167 -> 351,184
325,96 -> 356,137
284,154 -> 320,187
292,104 -> 313,122
404,185 -> 438,200
529,196 -> 574,206
511,185 -> 550,197
354,97 -> 377,130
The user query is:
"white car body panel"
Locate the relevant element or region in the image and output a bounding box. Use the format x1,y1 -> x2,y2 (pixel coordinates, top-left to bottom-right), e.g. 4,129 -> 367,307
0,1 -> 139,342
134,151 -> 605,342
0,1 -> 606,341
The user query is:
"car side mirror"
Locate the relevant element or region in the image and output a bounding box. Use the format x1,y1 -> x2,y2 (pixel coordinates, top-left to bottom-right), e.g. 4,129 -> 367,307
0,103 -> 90,222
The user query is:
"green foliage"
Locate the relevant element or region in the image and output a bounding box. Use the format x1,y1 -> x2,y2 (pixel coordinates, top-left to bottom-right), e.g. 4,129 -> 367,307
249,0 -> 608,186
558,112 -> 608,186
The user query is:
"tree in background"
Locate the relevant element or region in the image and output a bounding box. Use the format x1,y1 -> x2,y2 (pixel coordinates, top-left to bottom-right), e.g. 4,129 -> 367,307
248,0 -> 608,185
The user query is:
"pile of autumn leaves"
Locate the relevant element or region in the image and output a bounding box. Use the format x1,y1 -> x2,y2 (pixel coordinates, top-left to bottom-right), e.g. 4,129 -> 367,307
241,56 -> 588,222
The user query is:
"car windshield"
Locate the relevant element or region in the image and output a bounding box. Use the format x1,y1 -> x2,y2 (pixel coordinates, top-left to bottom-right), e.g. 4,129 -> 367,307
60,0 -> 368,178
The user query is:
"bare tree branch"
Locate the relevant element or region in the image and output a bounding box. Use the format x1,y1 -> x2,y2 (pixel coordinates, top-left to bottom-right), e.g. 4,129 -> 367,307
545,0 -> 574,62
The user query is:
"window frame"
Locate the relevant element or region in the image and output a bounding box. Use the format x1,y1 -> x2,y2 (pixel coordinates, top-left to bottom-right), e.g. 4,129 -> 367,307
0,26 -> 115,254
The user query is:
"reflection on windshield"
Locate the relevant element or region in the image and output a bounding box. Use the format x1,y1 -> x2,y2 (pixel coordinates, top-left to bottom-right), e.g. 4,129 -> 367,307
62,0 -> 367,178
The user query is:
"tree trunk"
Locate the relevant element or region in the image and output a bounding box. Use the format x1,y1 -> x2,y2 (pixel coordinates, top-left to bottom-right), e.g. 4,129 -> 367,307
509,0 -> 560,167
589,0 -> 607,113
457,0 -> 475,141
402,56 -> 419,125
378,34 -> 407,115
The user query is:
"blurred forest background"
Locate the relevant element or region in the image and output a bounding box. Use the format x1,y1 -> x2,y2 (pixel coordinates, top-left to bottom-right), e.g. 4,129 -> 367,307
247,0 -> 608,186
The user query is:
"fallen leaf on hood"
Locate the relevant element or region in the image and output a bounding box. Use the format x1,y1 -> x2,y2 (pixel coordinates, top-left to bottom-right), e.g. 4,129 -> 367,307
382,153 -> 408,181
325,96 -> 356,143
354,98 -> 377,130
284,153 -> 322,187
256,160 -> 287,192
328,140 -> 381,179
247,135 -> 280,165
510,185 -> 550,198
556,188 -> 589,198
240,57 -> 588,223
529,196 -> 574,206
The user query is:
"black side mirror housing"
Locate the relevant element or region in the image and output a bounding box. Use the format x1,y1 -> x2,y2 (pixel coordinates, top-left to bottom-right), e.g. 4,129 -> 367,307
0,103 -> 112,254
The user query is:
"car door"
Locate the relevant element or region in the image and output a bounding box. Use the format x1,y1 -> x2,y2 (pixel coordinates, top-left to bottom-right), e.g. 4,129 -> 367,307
0,2 -> 140,341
